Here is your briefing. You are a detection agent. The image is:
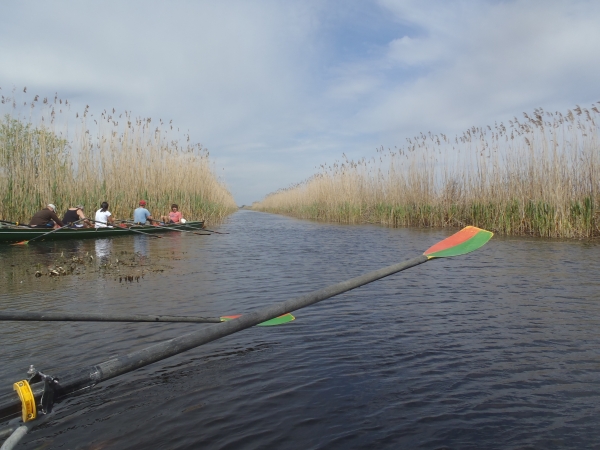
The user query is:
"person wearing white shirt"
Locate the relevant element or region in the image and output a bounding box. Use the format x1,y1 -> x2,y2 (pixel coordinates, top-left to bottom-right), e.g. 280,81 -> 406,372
94,201 -> 115,228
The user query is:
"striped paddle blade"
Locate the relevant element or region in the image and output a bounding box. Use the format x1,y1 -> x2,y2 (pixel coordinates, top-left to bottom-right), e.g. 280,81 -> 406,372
424,226 -> 493,259
220,313 -> 295,326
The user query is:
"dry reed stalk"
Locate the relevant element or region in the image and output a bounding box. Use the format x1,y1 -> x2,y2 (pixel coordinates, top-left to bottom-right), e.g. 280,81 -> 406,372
0,89 -> 237,224
254,104 -> 600,238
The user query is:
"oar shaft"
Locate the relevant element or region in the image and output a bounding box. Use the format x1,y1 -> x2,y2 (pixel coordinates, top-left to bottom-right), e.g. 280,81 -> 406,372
172,222 -> 224,234
0,254 -> 428,421
200,228 -> 228,234
89,219 -> 161,238
0,311 -> 222,324
22,219 -> 83,243
91,254 -> 428,381
130,220 -> 210,236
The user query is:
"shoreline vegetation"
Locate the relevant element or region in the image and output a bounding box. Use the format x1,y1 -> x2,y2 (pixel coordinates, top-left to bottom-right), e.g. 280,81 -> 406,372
0,88 -> 237,225
253,103 -> 600,239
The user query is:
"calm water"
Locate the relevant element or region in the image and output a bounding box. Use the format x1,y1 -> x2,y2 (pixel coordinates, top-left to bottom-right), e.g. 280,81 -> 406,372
1,210 -> 599,449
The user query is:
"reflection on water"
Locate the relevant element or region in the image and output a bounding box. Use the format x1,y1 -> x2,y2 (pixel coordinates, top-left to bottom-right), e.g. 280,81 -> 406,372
94,238 -> 113,262
1,211 -> 600,449
133,235 -> 149,258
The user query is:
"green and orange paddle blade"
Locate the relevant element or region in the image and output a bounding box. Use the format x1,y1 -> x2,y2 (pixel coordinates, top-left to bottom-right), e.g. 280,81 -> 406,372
424,226 -> 493,259
10,241 -> 29,246
220,313 -> 295,327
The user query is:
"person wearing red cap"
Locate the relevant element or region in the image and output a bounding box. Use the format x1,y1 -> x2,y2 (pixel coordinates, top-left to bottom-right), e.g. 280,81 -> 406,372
133,200 -> 153,225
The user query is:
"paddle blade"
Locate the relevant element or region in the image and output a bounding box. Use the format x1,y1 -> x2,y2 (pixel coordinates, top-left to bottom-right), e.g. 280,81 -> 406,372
10,241 -> 28,246
220,315 -> 241,322
424,226 -> 492,259
256,313 -> 295,326
220,313 -> 295,327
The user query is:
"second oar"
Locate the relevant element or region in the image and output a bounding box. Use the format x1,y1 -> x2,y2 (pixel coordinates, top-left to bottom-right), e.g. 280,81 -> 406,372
0,311 -> 295,326
135,219 -> 211,236
89,219 -> 162,238
11,219 -> 84,246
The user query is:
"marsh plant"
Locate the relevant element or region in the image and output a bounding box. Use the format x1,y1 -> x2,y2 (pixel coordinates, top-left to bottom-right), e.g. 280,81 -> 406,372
254,104 -> 600,238
0,88 -> 237,224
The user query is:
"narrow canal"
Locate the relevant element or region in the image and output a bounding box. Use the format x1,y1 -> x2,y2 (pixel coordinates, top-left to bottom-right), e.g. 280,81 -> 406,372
1,210 -> 599,449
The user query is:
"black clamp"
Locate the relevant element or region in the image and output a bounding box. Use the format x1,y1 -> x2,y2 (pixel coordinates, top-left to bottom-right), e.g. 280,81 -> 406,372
27,366 -> 60,414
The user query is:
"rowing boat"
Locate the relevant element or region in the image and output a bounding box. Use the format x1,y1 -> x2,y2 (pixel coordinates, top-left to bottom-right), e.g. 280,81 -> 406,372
0,221 -> 205,243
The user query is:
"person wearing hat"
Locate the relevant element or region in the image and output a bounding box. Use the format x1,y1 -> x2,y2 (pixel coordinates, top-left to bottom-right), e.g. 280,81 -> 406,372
133,200 -> 153,225
29,204 -> 64,228
62,205 -> 92,228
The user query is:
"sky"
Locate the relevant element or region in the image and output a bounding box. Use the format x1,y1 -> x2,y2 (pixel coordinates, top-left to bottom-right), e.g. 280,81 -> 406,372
1,0 -> 599,205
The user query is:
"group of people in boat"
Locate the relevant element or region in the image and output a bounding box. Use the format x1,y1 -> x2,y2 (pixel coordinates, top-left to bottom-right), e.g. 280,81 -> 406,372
28,201 -> 185,229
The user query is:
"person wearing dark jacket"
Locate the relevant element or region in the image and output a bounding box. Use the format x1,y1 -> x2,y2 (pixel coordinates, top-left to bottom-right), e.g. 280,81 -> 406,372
29,204 -> 64,228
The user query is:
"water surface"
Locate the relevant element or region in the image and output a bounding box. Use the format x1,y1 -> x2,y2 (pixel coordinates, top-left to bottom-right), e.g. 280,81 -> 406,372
1,210 -> 599,449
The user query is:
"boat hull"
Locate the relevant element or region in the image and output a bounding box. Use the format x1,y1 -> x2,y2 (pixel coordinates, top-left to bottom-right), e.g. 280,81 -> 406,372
0,221 -> 205,243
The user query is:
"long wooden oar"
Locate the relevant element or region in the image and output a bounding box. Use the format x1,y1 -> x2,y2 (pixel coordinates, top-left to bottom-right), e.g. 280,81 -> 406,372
0,226 -> 491,423
10,220 -> 84,246
89,219 -> 162,238
199,227 -> 229,234
168,220 -> 228,235
0,220 -> 30,228
133,220 -> 211,236
0,311 -> 295,327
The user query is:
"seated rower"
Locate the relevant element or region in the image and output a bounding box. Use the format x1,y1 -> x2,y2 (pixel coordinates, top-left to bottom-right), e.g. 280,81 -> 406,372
133,200 -> 153,225
160,204 -> 183,224
29,204 -> 64,229
94,202 -> 115,228
63,205 -> 92,228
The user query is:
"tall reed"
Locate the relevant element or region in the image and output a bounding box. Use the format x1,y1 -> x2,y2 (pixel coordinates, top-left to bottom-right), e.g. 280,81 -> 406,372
0,89 -> 237,224
254,104 -> 600,238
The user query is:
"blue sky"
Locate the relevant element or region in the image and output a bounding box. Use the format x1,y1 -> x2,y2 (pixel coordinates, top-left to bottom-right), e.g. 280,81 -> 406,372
1,0 -> 599,205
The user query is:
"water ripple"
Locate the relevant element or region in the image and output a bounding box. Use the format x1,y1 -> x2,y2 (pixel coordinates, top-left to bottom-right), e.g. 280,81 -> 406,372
0,211 -> 599,448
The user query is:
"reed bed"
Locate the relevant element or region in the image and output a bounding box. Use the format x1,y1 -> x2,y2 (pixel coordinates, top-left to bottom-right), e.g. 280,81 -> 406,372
254,104 -> 600,238
0,89 -> 237,224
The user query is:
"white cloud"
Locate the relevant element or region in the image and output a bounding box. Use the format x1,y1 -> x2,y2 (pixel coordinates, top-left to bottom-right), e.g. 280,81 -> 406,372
345,0 -> 600,136
2,0 -> 600,204
388,36 -> 447,66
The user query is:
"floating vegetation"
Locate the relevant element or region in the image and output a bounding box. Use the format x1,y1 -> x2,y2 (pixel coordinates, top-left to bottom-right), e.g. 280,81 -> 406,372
2,249 -> 174,285
254,103 -> 600,238
119,275 -> 141,283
